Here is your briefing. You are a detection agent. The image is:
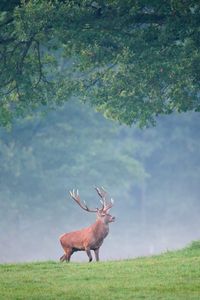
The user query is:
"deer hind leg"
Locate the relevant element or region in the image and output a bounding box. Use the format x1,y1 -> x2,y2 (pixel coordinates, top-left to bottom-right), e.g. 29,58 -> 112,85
60,254 -> 66,262
60,248 -> 72,262
94,248 -> 100,262
85,248 -> 93,262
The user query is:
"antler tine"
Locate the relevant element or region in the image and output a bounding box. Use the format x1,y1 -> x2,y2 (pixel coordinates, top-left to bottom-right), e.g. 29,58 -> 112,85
105,191 -> 114,212
95,186 -> 107,210
94,186 -> 114,212
101,186 -> 107,206
69,189 -> 97,213
104,198 -> 114,212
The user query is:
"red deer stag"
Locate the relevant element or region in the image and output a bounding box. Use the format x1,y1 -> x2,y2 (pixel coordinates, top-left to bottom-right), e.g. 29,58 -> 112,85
59,187 -> 115,262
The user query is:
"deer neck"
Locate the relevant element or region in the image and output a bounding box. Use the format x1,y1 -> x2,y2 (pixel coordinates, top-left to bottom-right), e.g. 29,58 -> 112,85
92,219 -> 109,238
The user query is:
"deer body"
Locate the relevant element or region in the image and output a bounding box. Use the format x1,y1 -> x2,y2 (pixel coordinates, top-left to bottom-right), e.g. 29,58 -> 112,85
59,188 -> 115,262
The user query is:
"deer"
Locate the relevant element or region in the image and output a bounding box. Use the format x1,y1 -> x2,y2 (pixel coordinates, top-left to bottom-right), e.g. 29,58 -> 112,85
59,187 -> 115,262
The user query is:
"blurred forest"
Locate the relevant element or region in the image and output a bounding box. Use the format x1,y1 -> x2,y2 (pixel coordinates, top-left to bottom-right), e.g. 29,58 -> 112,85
0,99 -> 199,262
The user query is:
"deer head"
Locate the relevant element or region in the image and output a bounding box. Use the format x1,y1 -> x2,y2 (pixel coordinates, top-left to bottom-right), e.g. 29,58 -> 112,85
69,187 -> 115,223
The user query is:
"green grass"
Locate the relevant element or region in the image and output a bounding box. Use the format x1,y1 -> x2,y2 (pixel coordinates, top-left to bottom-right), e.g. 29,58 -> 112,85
1,241 -> 200,300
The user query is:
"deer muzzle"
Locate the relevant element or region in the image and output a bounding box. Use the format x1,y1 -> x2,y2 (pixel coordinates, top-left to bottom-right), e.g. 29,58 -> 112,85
110,216 -> 115,222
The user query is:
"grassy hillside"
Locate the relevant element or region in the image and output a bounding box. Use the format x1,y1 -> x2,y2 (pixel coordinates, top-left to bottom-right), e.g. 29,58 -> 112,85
0,241 -> 200,300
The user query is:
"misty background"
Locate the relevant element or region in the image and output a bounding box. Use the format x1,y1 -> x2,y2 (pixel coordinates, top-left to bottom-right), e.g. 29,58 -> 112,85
0,99 -> 199,263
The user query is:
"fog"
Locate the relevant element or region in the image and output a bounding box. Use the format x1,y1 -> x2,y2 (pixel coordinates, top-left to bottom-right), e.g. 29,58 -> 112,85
0,100 -> 199,263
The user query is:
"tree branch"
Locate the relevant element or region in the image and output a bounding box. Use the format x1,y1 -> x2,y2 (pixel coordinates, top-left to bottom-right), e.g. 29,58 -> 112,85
1,84 -> 17,96
34,41 -> 43,88
0,17 -> 14,28
0,37 -> 16,44
16,35 -> 35,75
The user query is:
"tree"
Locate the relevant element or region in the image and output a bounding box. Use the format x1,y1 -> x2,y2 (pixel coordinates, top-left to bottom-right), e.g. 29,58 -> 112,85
0,0 -> 199,127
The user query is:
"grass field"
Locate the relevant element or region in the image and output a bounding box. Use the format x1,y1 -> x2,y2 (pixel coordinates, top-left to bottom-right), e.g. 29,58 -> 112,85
0,241 -> 200,300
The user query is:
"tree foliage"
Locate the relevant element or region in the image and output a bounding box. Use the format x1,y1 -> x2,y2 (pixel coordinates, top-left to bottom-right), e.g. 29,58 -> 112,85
0,0 -> 200,127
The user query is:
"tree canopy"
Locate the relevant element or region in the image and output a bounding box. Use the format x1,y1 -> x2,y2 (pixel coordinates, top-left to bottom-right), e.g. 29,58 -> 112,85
0,0 -> 199,127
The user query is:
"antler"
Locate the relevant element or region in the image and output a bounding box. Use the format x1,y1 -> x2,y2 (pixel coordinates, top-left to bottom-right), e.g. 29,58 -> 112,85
95,186 -> 114,212
69,189 -> 98,213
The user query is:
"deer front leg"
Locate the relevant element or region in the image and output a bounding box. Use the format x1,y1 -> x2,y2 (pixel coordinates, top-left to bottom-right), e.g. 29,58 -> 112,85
85,248 -> 93,262
94,248 -> 100,262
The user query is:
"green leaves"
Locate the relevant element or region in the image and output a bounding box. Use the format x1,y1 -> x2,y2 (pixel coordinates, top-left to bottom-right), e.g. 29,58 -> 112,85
0,0 -> 199,127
